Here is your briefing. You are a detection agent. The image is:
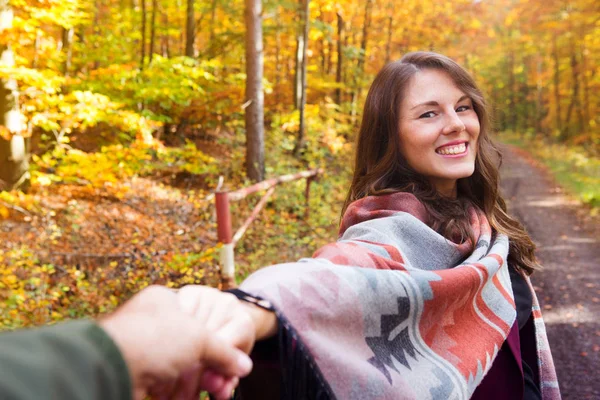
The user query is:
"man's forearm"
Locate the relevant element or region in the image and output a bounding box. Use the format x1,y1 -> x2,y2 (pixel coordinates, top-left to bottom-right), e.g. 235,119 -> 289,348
0,320 -> 131,400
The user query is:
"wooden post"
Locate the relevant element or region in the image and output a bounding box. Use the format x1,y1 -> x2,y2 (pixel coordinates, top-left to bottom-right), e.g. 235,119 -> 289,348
215,169 -> 322,287
215,191 -> 235,289
304,176 -> 313,219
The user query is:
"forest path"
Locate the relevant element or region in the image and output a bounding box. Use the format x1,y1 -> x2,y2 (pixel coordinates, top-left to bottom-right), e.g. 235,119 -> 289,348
499,144 -> 599,400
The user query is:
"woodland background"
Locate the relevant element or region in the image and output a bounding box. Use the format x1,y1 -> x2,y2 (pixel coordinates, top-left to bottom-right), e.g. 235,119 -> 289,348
0,0 -> 598,328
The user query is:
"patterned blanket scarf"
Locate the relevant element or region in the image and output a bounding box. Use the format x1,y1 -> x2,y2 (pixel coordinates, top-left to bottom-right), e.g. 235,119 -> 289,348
240,192 -> 560,400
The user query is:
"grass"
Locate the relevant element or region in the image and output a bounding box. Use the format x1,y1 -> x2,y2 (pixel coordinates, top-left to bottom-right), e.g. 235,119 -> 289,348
498,131 -> 600,214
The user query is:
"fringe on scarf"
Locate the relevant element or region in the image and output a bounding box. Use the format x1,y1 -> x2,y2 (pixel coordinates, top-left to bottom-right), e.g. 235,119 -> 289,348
277,312 -> 334,400
229,289 -> 334,400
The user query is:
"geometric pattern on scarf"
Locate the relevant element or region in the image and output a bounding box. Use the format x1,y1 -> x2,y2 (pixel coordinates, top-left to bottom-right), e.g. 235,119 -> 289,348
240,192 -> 561,399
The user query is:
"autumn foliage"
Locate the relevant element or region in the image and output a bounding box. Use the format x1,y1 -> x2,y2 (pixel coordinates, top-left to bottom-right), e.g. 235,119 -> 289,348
0,0 -> 598,328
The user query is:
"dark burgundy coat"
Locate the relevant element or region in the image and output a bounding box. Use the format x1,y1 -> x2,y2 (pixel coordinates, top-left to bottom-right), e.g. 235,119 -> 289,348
471,315 -> 540,400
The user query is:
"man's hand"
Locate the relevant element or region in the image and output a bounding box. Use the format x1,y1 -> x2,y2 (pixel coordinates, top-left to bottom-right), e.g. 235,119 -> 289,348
99,285 -> 255,400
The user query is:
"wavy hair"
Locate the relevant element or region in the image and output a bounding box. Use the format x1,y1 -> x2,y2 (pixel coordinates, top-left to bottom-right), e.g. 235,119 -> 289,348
342,51 -> 539,274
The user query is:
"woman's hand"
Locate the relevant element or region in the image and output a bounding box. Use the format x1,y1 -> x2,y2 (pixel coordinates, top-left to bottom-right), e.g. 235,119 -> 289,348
174,286 -> 278,398
238,300 -> 278,341
176,286 -> 258,354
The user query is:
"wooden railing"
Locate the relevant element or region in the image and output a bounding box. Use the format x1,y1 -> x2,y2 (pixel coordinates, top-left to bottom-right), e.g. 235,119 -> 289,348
215,168 -> 323,288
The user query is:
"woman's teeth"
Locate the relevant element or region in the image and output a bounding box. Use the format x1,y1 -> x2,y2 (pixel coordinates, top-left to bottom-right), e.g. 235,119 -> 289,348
436,143 -> 466,155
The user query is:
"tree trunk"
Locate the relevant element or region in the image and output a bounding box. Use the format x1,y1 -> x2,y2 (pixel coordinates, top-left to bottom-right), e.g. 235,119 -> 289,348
350,0 -> 372,124
498,85 -> 507,130
149,0 -> 157,63
179,28 -> 184,55
319,34 -> 326,74
564,46 -> 581,138
356,0 -> 372,73
208,0 -> 218,45
244,0 -> 264,181
274,6 -> 282,107
0,0 -> 29,191
162,10 -> 170,57
491,86 -> 500,129
140,0 -> 147,69
185,0 -> 195,57
581,43 -> 590,133
318,5 -> 325,74
293,12 -> 303,110
294,0 -> 310,156
534,55 -> 544,136
326,38 -> 333,76
335,12 -> 343,105
33,29 -> 40,68
552,34 -> 561,135
61,27 -> 74,76
384,1 -> 394,63
92,0 -> 100,70
508,50 -> 516,131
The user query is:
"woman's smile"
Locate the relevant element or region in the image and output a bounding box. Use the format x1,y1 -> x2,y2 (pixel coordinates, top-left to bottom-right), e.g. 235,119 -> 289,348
435,141 -> 469,156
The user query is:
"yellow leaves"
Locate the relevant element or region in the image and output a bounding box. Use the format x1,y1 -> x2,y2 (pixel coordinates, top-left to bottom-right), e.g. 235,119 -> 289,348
322,126 -> 346,154
504,10 -> 517,27
35,173 -> 53,186
0,126 -> 11,140
2,274 -> 18,287
470,19 -> 482,30
513,64 -> 524,74
0,190 -> 38,214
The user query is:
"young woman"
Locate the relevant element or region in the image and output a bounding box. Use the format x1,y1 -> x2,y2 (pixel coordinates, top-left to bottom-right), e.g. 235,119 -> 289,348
212,52 -> 561,400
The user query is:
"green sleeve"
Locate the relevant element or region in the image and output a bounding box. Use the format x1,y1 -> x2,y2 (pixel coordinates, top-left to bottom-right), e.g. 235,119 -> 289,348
0,320 -> 132,400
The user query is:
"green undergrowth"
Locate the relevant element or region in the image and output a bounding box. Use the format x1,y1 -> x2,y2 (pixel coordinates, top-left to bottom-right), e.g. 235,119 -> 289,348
498,131 -> 600,214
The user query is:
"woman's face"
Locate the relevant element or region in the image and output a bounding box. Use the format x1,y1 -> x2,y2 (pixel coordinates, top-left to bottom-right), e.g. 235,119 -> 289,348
398,69 -> 480,197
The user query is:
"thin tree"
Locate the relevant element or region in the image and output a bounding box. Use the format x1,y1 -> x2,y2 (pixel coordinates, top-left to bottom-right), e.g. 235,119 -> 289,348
293,0 -> 310,155
0,0 -> 29,190
508,49 -> 516,131
33,30 -> 40,68
162,9 -> 170,57
384,1 -> 395,63
185,0 -> 194,57
244,0 -> 265,181
274,5 -> 282,107
61,27 -> 74,76
552,33 -> 561,134
563,46 -> 582,138
581,41 -> 590,132
149,0 -> 157,63
208,0 -> 218,45
350,0 -> 372,123
534,55 -> 544,136
335,11 -> 343,105
140,0 -> 147,69
356,0 -> 372,73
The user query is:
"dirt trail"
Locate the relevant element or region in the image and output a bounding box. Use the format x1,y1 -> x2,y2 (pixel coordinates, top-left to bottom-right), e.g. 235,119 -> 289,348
499,145 -> 599,400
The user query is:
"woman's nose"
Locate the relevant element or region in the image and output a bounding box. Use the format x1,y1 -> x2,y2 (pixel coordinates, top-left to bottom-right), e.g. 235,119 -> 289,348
442,112 -> 466,135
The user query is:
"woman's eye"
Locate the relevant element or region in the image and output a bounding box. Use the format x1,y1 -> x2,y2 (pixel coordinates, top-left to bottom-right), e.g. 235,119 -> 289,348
419,111 -> 436,119
456,105 -> 471,112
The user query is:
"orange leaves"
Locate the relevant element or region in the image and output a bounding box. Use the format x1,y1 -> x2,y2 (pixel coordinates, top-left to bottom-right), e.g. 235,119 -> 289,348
0,139 -> 228,329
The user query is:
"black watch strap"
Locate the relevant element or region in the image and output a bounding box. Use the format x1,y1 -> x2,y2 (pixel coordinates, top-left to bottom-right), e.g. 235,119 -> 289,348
225,288 -> 275,312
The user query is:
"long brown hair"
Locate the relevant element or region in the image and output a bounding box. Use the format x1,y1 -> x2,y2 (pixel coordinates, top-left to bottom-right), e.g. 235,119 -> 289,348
342,51 -> 539,274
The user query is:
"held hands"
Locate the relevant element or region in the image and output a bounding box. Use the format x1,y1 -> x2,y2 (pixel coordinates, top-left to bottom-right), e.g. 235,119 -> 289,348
99,285 -> 261,400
